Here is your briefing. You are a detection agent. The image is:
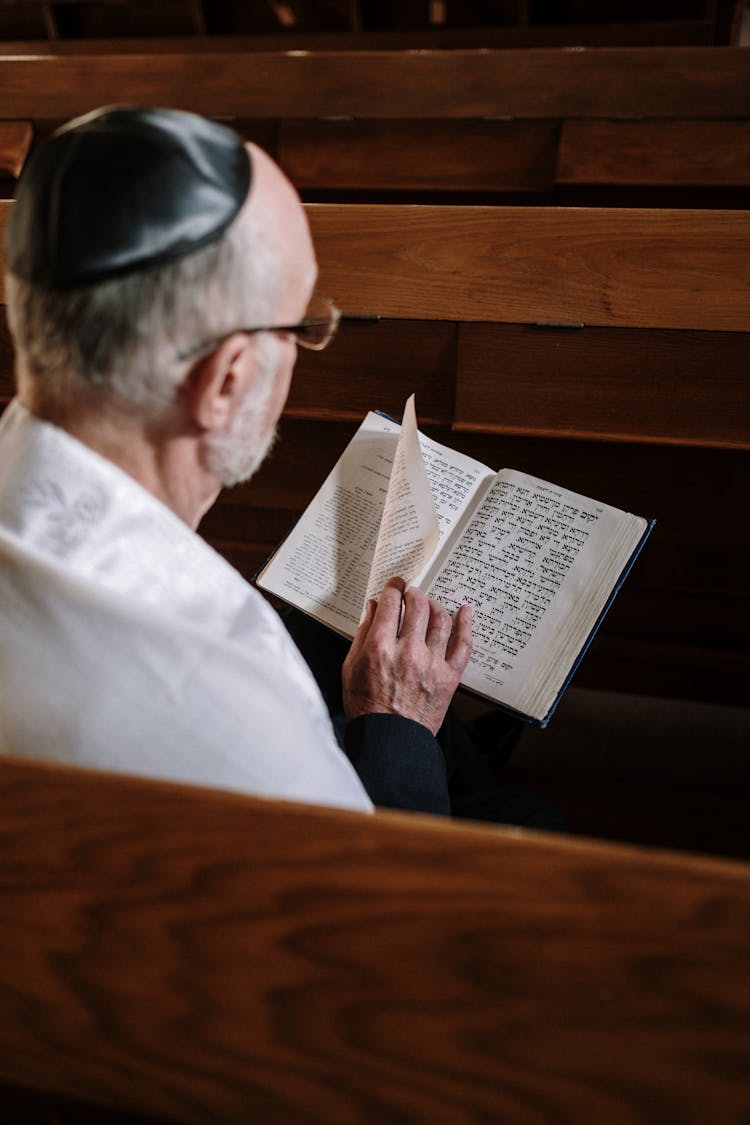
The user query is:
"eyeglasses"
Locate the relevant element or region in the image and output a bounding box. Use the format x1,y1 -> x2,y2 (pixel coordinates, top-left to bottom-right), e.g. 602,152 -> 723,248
178,295 -> 341,361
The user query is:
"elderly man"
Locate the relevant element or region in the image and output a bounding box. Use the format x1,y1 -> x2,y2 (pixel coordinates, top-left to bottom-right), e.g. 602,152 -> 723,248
0,104 -> 484,812
1,107 -> 555,826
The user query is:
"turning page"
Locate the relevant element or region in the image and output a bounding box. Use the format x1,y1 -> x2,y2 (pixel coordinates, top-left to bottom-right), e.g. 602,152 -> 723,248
257,401 -> 490,636
365,395 -> 440,604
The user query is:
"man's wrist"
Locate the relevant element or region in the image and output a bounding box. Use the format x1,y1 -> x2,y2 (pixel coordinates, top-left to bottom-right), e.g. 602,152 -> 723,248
343,713 -> 450,814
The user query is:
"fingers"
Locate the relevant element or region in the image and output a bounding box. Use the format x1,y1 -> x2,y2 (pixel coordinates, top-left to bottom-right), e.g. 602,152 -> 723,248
342,575 -> 474,735
367,576 -> 405,637
364,577 -> 471,661
424,596 -> 454,652
348,596 -> 377,659
398,586 -> 431,641
349,577 -> 403,660
445,602 -> 473,673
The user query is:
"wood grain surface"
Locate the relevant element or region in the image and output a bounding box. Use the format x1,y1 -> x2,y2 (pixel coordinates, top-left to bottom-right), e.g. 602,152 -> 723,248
279,119 -> 560,193
286,317 -> 456,424
308,204 -> 750,331
0,47 -> 748,120
6,202 -> 745,329
0,21 -> 720,53
557,120 -> 750,187
456,323 -> 750,448
0,755 -> 749,1124
0,120 -> 32,179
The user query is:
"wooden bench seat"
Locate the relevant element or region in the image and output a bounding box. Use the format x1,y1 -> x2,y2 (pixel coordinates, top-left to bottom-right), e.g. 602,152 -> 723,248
0,754 -> 748,1123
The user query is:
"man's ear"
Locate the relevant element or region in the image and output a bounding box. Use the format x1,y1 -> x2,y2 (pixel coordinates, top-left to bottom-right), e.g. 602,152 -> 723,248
182,334 -> 252,433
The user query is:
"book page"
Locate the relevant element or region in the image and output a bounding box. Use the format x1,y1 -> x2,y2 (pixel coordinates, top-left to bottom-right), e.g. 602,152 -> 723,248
258,413 -> 397,636
365,395 -> 439,602
426,470 -> 647,720
257,405 -> 491,637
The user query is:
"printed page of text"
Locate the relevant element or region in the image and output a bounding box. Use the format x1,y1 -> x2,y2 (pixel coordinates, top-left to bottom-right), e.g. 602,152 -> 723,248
427,470 -> 646,719
258,406 -> 492,635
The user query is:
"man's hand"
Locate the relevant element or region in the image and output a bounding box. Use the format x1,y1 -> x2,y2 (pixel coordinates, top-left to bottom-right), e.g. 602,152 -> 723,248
342,577 -> 473,736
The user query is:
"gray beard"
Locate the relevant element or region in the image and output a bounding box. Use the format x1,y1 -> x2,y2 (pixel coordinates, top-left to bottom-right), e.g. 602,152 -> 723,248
204,338 -> 281,488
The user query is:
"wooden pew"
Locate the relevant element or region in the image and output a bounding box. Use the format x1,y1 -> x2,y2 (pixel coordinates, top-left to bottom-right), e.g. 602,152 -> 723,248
230,203 -> 750,707
0,46 -> 748,200
1,199 -> 748,706
0,753 -> 749,1123
0,1 -> 740,46
2,45 -> 745,119
556,120 -> 750,189
0,0 -> 205,40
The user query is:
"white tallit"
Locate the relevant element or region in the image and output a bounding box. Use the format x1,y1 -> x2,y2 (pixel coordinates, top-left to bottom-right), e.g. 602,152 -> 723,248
0,400 -> 372,812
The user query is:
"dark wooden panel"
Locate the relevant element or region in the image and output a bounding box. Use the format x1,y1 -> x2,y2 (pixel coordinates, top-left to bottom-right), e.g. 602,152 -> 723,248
0,203 -> 10,302
1,755 -> 749,1124
0,47 -> 748,119
0,315 -> 14,399
456,324 -> 750,448
0,4 -> 51,39
562,0 -> 709,18
307,204 -> 750,331
287,317 -> 456,424
279,119 -> 560,192
0,21 -> 719,51
569,633 -> 749,706
0,121 -> 32,179
500,766 -> 750,859
0,1079 -> 171,1125
558,120 -> 750,187
591,583 -> 747,651
202,0 -> 359,34
49,0 -> 203,38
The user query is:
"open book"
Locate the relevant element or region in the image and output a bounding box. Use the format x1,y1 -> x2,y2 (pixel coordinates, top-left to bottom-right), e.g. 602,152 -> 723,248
257,396 -> 653,725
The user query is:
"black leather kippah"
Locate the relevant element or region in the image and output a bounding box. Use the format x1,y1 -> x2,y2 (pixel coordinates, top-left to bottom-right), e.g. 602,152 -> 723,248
5,106 -> 252,289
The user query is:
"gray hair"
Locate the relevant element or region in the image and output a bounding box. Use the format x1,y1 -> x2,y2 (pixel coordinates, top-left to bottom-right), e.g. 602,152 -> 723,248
5,198 -> 283,417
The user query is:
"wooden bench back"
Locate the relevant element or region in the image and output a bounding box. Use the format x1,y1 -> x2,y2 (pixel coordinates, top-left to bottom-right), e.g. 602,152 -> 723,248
0,754 -> 748,1123
1,199 -> 748,705
0,46 -> 748,197
306,202 -> 750,442
1,46 -> 748,119
0,5 -> 737,48
309,203 -> 750,333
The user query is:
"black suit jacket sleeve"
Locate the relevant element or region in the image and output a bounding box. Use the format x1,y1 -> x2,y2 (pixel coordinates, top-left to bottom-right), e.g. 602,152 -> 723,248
344,713 -> 450,815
